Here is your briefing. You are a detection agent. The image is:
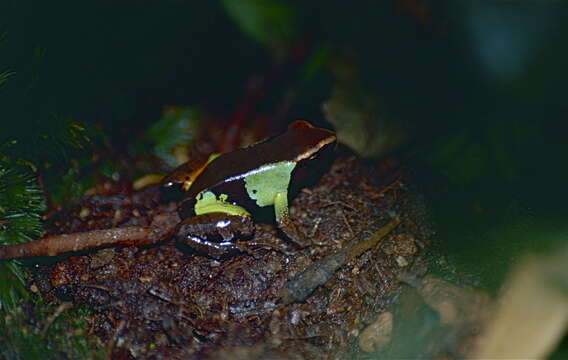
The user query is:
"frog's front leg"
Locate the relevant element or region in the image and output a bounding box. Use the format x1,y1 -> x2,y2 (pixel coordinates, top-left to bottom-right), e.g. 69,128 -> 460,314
175,213 -> 255,259
274,190 -> 308,247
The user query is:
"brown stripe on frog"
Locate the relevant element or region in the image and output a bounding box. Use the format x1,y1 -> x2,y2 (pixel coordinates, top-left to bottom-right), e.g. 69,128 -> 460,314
181,121 -> 336,201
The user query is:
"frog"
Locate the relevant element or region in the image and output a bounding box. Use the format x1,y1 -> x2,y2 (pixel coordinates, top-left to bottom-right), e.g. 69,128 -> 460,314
167,120 -> 336,259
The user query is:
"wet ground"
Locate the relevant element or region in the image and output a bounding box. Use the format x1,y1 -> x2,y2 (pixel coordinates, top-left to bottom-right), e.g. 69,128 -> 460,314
33,155 -> 435,359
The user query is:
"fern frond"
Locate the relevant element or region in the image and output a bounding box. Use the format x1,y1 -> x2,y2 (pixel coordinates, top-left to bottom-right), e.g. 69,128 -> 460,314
0,163 -> 46,245
0,162 -> 46,312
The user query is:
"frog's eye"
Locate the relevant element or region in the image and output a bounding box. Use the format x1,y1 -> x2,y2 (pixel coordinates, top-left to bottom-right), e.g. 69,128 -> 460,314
160,181 -> 185,202
163,181 -> 177,189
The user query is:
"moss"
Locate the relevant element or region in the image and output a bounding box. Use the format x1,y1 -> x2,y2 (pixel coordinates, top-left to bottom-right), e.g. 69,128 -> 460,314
0,303 -> 105,360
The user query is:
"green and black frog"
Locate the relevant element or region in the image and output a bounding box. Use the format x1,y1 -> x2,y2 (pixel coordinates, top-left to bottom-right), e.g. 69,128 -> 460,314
163,120 -> 336,258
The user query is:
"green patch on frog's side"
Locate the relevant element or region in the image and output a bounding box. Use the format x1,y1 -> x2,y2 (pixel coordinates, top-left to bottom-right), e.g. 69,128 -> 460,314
194,191 -> 251,217
244,161 -> 296,210
193,160 -> 296,221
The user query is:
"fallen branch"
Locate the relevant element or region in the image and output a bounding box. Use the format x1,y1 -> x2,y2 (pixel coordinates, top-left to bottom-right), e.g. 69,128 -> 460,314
279,216 -> 400,305
0,211 -> 179,260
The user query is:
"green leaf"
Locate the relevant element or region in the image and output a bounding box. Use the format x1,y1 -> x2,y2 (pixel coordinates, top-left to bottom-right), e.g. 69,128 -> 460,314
221,0 -> 298,48
145,106 -> 202,167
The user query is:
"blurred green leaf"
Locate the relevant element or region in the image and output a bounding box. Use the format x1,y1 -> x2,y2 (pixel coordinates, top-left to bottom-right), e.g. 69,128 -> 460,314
301,44 -> 331,81
145,106 -> 202,167
428,130 -> 487,185
45,159 -> 96,206
221,0 -> 298,52
324,82 -> 411,159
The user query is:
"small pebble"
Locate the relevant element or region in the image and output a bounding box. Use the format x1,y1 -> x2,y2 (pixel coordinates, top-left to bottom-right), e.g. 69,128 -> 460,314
79,207 -> 90,219
90,248 -> 115,269
290,309 -> 302,325
358,311 -> 393,353
393,233 -> 418,256
396,255 -> 409,267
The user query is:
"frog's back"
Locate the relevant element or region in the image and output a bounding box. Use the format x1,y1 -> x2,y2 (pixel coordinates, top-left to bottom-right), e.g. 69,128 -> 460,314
185,121 -> 336,199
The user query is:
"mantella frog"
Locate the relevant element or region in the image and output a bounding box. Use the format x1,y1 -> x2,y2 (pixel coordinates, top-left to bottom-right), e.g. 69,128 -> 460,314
164,120 -> 336,258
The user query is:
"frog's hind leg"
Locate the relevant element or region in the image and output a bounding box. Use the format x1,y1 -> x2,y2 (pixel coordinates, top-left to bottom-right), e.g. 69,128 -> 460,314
274,191 -> 308,247
175,213 -> 255,259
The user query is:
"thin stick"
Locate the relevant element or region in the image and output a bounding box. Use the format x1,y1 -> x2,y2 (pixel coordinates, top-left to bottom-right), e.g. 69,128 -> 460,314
42,302 -> 74,335
279,217 -> 400,305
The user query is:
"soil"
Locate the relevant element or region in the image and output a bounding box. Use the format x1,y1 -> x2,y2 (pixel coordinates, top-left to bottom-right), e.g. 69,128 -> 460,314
33,154 -> 435,359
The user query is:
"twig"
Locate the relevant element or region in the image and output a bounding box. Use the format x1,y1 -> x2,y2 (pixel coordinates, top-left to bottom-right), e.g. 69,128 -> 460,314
308,217 -> 321,238
41,301 -> 74,335
106,319 -> 126,359
339,209 -> 354,237
321,201 -> 357,211
279,217 -> 400,305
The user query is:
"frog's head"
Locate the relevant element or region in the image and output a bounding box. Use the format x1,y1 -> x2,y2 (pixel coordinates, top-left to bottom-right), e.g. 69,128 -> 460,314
287,120 -> 336,163
160,152 -> 220,201
286,120 -> 337,191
